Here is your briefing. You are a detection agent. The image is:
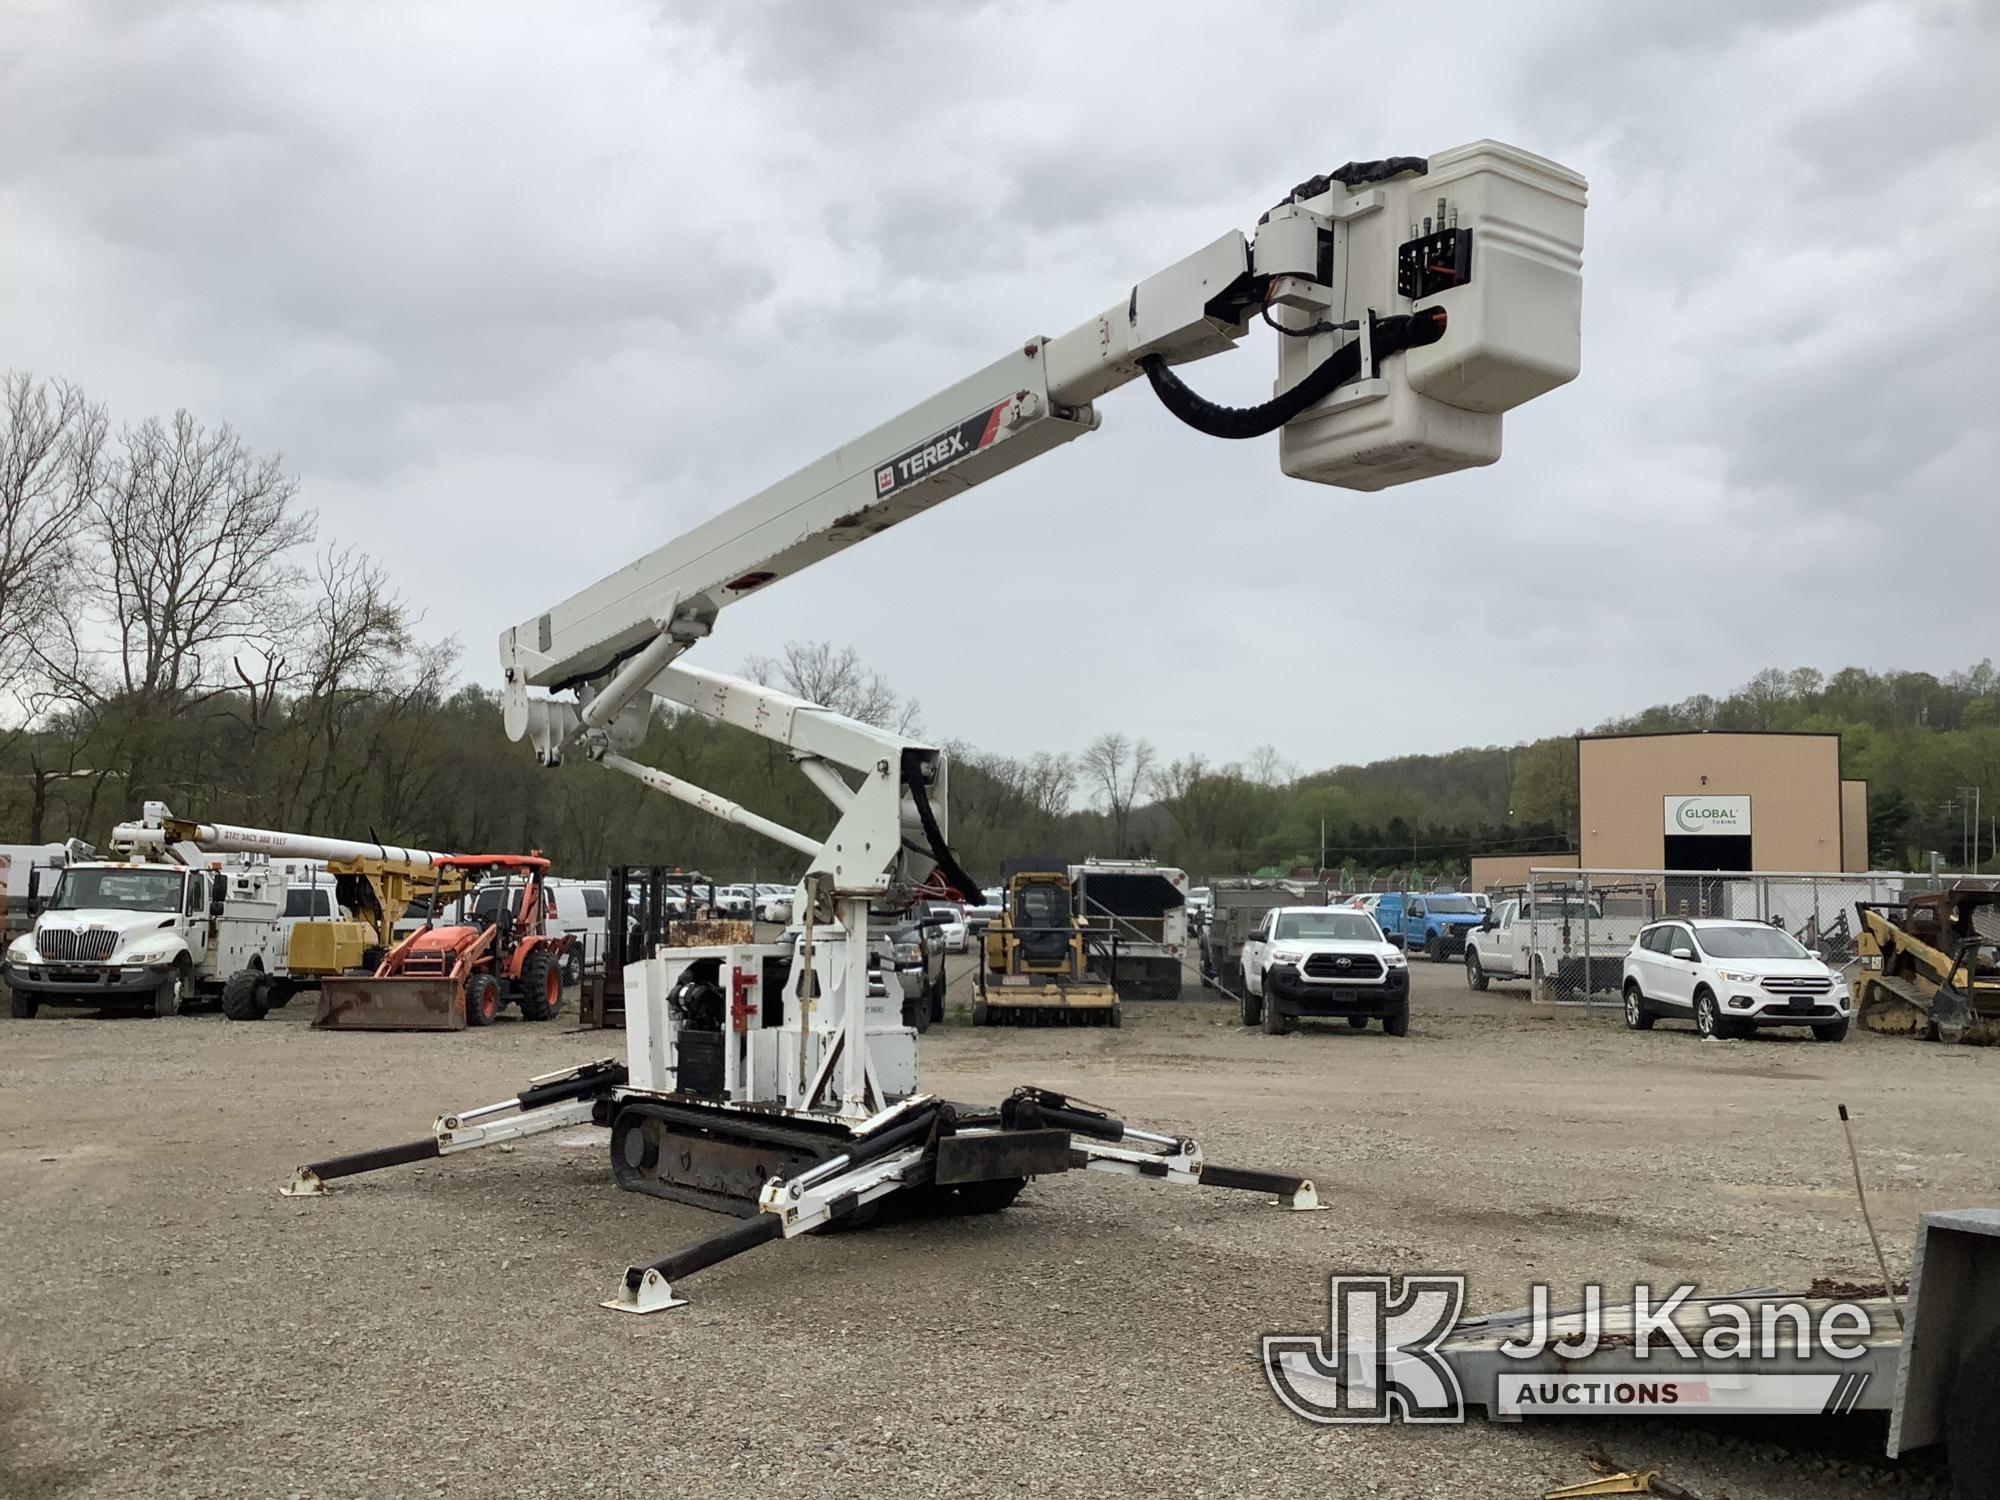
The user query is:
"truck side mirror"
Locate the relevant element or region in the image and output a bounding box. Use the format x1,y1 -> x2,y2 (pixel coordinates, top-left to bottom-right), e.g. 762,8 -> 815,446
210,885 -> 227,915
1481,912 -> 1495,930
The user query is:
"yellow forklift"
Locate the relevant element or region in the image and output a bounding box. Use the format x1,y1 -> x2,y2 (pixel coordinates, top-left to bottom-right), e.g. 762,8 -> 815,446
973,857 -> 1120,1027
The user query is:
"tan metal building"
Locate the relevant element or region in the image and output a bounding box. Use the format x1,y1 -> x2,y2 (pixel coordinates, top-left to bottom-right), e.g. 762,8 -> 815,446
1577,732 -> 1865,874
1469,851 -> 1578,891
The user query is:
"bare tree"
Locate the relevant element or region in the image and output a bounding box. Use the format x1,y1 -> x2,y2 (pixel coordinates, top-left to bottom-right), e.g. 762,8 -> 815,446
0,372 -> 105,713
742,640 -> 922,734
89,409 -> 314,708
282,547 -> 430,828
1080,730 -> 1155,854
1245,743 -> 1294,787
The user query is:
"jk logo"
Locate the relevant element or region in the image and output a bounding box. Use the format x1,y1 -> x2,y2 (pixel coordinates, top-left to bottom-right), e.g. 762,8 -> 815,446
1263,1275 -> 1467,1424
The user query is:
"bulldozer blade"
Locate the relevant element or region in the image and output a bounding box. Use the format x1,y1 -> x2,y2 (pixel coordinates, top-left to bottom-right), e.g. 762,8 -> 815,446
312,975 -> 465,1031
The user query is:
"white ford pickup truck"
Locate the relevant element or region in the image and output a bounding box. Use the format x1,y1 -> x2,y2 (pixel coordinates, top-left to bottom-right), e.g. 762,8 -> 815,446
1462,892 -> 1645,996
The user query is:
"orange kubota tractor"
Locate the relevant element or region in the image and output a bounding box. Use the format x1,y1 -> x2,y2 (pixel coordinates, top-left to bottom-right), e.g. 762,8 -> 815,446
312,854 -> 573,1031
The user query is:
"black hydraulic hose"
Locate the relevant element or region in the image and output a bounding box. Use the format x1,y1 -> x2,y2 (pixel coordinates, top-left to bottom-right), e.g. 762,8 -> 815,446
901,752 -> 982,903
514,1060 -> 628,1113
1139,306 -> 1447,440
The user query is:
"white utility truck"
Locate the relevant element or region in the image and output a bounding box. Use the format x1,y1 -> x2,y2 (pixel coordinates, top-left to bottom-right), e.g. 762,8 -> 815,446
1462,887 -> 1647,996
279,140 -> 1587,1313
5,843 -> 285,1018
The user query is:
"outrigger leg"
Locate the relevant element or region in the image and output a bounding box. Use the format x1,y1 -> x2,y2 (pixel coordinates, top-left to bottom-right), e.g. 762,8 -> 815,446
280,1058 -> 627,1197
602,1084 -> 1323,1313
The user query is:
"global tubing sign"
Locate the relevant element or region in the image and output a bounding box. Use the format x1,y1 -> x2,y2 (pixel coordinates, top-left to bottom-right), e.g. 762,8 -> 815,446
1665,795 -> 1751,837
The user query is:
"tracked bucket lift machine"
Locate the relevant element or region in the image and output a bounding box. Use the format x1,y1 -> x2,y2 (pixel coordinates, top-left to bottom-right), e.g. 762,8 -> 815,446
284,142 -> 1587,1310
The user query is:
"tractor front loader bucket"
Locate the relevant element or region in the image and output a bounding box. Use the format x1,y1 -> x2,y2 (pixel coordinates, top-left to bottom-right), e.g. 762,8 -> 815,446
312,974 -> 465,1031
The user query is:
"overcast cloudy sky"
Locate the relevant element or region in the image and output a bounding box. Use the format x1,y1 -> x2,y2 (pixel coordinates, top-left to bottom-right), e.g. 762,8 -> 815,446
4,1 -> 1995,772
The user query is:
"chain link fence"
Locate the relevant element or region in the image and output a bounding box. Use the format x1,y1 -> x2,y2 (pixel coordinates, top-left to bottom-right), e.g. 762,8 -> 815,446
1513,867 -> 1960,1006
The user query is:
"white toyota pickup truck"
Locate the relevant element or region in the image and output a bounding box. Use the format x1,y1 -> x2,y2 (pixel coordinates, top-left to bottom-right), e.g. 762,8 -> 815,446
1238,905 -> 1410,1036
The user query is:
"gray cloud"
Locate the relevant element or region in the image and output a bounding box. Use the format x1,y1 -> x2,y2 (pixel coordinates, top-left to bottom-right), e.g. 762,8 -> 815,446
1,0 -> 1993,775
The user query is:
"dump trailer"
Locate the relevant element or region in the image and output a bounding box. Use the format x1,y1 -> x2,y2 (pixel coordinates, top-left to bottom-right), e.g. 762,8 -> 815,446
1072,858 -> 1188,1000
1855,884 -> 2000,1044
1198,880 -> 1328,991
314,854 -> 573,1030
975,857 -> 1120,1027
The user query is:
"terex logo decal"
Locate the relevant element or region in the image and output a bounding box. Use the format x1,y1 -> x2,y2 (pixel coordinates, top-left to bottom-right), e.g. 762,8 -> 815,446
872,401 -> 1011,500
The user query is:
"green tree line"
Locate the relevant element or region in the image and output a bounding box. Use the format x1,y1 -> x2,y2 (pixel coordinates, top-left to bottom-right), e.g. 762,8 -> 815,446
3,373 -> 1994,883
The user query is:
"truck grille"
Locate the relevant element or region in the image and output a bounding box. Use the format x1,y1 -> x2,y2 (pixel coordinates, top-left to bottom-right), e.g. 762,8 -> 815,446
1760,975 -> 1833,996
1303,953 -> 1383,980
37,928 -> 117,962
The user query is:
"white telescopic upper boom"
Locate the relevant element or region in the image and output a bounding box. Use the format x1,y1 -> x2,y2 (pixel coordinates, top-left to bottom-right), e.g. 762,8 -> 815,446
111,801 -> 454,868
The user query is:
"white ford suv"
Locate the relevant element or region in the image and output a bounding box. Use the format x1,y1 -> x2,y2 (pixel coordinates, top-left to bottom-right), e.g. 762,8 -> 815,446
1621,918 -> 1851,1041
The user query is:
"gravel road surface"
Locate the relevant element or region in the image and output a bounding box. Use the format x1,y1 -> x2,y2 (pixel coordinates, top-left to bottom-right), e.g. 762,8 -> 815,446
2,961 -> 1993,1499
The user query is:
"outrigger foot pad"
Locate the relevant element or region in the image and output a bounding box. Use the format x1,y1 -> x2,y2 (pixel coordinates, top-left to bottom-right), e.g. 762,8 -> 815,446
280,1167 -> 325,1198
602,1267 -> 688,1314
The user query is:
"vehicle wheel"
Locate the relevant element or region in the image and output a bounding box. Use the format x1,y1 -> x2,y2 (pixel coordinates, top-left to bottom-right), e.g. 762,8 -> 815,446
1382,997 -> 1410,1037
1623,983 -> 1655,1031
902,996 -> 928,1032
463,972 -> 501,1027
562,947 -> 583,988
1694,990 -> 1725,1040
220,967 -> 267,1021
156,964 -> 191,1019
1466,952 -> 1489,992
929,978 -> 945,1025
1812,1019 -> 1850,1043
517,949 -> 563,1021
1348,1015 -> 1368,1030
1262,995 -> 1289,1035
9,988 -> 38,1019
1238,981 -> 1262,1028
265,979 -> 296,1009
1530,953 -> 1546,991
971,998 -> 989,1027
1425,932 -> 1443,962
1108,1003 -> 1122,1029
1947,1327 -> 2000,1500
359,945 -> 385,974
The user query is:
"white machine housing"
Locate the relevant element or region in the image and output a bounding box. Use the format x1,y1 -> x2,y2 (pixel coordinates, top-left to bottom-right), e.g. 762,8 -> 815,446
626,936 -> 916,1112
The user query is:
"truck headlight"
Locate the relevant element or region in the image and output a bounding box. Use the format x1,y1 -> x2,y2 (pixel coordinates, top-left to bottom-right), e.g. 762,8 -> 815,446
1384,950 -> 1408,968
5,935 -> 32,965
1716,970 -> 1759,985
122,941 -> 179,964
1270,947 -> 1307,965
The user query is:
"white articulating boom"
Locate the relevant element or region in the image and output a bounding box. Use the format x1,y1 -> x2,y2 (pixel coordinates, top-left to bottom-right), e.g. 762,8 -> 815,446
286,141 -> 1586,1313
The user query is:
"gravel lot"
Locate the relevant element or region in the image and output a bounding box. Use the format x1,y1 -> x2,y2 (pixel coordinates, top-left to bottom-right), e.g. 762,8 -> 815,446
2,958 -> 1995,1499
